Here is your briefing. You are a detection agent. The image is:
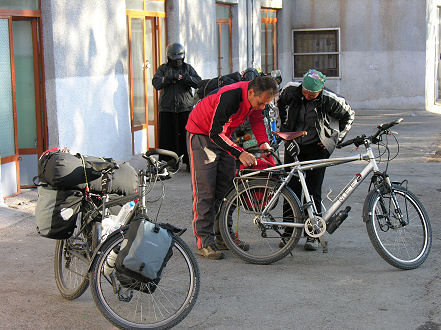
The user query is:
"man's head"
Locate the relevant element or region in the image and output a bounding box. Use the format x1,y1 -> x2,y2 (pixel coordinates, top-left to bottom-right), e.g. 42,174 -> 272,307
247,76 -> 279,110
301,69 -> 326,100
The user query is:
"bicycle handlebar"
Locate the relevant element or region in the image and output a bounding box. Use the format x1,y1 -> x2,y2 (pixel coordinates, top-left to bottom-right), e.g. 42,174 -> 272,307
336,118 -> 403,149
143,149 -> 180,172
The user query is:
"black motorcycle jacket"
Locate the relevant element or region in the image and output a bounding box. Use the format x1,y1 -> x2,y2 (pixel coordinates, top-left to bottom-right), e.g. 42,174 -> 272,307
277,82 -> 355,154
152,62 -> 201,113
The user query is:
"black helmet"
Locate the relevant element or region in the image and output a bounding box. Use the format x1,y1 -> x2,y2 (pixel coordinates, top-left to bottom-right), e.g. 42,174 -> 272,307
241,67 -> 261,81
166,43 -> 185,61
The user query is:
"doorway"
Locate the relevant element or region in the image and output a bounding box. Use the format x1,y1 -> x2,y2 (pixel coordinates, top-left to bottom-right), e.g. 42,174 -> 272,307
0,16 -> 44,193
127,13 -> 166,153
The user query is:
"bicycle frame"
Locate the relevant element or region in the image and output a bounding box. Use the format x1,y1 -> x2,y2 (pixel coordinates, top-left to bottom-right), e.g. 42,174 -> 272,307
235,144 -> 381,229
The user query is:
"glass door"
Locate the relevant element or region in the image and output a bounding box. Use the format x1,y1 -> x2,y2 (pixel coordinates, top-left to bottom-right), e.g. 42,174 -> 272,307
0,17 -> 18,183
13,18 -> 43,187
0,17 -> 43,191
128,15 -> 162,152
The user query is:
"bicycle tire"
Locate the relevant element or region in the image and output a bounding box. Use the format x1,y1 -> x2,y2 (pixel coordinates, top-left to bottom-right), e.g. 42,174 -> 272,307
364,184 -> 432,270
90,229 -> 200,329
219,179 -> 303,265
54,213 -> 96,300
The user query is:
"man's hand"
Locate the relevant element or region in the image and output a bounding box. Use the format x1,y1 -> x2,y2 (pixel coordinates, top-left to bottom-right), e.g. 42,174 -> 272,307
239,151 -> 257,167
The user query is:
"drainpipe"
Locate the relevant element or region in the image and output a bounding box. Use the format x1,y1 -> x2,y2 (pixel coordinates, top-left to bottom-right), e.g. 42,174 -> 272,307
247,0 -> 253,68
0,162 -> 5,206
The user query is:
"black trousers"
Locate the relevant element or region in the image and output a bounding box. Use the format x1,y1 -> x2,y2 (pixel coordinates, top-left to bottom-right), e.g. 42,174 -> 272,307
158,111 -> 190,165
187,132 -> 236,249
284,142 -> 330,234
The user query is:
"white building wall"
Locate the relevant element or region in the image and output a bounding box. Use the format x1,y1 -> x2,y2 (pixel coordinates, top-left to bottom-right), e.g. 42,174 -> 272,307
426,0 -> 441,114
0,162 -> 17,197
41,0 -> 132,161
166,0 -> 268,80
280,0 -> 426,110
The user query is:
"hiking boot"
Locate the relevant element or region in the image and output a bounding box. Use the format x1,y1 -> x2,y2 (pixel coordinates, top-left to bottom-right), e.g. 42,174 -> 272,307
195,245 -> 225,260
215,236 -> 250,251
304,237 -> 320,251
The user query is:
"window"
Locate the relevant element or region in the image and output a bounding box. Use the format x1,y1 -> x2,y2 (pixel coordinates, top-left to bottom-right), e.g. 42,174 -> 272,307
261,8 -> 277,73
292,28 -> 340,78
125,0 -> 165,12
216,3 -> 232,75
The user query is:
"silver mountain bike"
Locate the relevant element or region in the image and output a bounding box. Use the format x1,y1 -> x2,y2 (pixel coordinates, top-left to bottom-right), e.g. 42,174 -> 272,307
219,118 -> 432,270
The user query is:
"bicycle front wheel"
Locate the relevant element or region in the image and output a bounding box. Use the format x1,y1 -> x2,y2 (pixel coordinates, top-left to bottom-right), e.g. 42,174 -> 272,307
364,184 -> 432,270
219,179 -> 303,264
54,214 -> 97,300
90,230 -> 200,329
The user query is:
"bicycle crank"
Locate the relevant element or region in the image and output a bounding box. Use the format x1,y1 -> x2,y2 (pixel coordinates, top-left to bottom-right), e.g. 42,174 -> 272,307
304,216 -> 326,238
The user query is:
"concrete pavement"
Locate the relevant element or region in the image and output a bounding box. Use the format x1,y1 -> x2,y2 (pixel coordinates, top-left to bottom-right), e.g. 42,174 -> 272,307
1,109 -> 440,329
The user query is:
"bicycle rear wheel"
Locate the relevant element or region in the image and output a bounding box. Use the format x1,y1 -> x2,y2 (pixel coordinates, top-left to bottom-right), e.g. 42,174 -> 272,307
219,179 -> 303,264
90,229 -> 200,329
364,184 -> 432,270
54,213 -> 97,300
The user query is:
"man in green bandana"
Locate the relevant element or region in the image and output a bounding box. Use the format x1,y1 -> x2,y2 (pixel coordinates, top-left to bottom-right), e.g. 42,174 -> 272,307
277,69 -> 355,251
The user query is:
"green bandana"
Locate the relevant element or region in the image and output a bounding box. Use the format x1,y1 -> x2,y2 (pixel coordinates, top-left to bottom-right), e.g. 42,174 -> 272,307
302,69 -> 326,92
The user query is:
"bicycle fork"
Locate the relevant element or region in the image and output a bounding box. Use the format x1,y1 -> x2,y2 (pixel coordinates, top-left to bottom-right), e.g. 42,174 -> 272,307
375,175 -> 407,228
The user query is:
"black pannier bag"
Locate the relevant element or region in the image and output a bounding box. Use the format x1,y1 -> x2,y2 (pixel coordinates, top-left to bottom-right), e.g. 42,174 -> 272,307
36,186 -> 83,239
86,158 -> 138,196
115,218 -> 173,293
36,148 -> 101,188
36,149 -> 138,195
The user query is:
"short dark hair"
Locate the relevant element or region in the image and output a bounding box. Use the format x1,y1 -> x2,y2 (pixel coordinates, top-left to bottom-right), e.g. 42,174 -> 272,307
248,76 -> 279,98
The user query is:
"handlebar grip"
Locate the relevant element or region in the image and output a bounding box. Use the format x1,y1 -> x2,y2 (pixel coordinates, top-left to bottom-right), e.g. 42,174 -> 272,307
377,117 -> 404,131
336,139 -> 353,148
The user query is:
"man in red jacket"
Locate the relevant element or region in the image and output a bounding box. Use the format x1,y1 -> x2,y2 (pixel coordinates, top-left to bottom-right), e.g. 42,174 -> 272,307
186,76 -> 279,259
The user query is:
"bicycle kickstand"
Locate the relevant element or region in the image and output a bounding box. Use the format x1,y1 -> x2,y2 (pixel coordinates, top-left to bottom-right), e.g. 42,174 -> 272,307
319,236 -> 328,253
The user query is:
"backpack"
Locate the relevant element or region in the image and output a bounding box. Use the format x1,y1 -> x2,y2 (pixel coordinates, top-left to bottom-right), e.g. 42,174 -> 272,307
195,71 -> 241,100
35,186 -> 83,239
115,218 -> 173,292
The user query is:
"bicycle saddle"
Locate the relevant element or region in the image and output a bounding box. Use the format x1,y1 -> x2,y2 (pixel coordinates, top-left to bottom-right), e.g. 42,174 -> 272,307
272,131 -> 307,141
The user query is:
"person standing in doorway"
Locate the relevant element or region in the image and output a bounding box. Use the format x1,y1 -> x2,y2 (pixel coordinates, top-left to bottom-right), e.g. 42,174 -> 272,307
277,69 -> 355,251
152,43 -> 201,170
186,76 -> 279,260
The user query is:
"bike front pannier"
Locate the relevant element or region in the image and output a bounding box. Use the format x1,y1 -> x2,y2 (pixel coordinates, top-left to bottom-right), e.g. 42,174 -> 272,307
35,186 -> 83,239
115,218 -> 173,292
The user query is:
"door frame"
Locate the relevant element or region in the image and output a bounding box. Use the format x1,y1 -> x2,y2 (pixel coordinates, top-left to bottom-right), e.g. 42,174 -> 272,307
127,11 -> 166,154
216,4 -> 232,75
14,17 -> 45,188
0,6 -> 47,195
0,16 -> 19,194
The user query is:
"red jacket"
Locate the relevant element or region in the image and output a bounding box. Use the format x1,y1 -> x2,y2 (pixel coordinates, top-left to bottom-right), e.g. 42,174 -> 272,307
186,81 -> 269,158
